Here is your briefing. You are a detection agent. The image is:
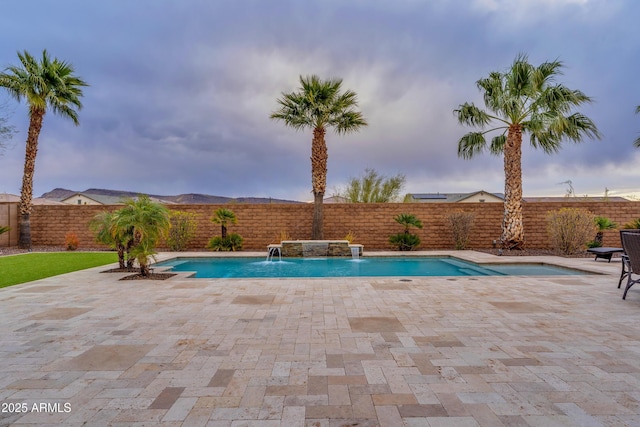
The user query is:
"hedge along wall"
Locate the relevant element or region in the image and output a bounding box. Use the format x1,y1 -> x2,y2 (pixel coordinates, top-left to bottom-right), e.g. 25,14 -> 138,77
28,201 -> 640,251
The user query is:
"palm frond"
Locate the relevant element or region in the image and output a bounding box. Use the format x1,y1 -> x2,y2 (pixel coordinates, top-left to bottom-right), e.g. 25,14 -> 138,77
271,74 -> 366,135
489,134 -> 507,155
0,49 -> 87,122
457,132 -> 488,159
532,58 -> 563,90
454,103 -> 493,127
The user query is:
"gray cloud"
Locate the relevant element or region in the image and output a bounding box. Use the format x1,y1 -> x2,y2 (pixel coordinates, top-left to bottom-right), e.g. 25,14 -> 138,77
0,0 -> 638,201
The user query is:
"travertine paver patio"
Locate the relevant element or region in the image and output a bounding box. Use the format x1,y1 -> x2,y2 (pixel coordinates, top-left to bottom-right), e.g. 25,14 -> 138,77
1,251 -> 640,426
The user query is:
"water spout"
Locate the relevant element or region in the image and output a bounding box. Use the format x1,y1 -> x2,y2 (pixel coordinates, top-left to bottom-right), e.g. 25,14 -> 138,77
351,246 -> 360,260
267,246 -> 281,262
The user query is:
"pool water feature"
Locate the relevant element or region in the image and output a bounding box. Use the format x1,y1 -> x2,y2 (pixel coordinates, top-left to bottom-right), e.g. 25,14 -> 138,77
155,256 -> 588,279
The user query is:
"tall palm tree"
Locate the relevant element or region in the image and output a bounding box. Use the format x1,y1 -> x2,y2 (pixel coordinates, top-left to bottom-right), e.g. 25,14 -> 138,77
454,53 -> 600,249
0,50 -> 88,248
635,105 -> 640,148
271,75 -> 367,239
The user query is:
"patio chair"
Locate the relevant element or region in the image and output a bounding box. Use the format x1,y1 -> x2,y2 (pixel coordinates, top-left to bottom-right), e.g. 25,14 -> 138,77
618,229 -> 640,289
621,231 -> 640,300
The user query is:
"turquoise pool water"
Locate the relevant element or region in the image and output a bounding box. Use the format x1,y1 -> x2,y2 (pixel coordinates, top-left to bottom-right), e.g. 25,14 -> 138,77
155,256 -> 587,278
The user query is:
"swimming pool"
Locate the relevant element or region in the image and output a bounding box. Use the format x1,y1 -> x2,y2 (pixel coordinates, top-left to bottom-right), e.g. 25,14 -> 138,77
154,256 -> 587,278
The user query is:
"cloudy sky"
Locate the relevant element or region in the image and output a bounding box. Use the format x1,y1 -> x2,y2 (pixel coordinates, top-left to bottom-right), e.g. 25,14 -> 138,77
0,0 -> 638,201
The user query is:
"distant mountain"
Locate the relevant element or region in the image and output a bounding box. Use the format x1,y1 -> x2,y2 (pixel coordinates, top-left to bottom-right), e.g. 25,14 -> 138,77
40,188 -> 302,204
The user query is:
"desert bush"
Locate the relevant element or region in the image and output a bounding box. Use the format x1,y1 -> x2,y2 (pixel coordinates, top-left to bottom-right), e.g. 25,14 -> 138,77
167,211 -> 197,251
446,211 -> 475,250
208,233 -> 243,251
274,230 -> 291,242
344,231 -> 357,243
547,208 -> 596,255
64,232 -> 79,251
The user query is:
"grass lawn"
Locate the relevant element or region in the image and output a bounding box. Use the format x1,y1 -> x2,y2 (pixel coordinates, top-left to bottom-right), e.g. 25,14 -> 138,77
0,252 -> 118,288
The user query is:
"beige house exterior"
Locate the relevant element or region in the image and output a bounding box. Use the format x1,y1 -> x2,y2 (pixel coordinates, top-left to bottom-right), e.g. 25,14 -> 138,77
61,193 -> 106,205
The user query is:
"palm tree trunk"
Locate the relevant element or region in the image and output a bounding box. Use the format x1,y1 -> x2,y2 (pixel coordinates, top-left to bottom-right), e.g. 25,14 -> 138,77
311,127 -> 327,240
18,108 -> 45,248
221,225 -> 227,239
502,124 -> 525,249
140,260 -> 150,276
116,243 -> 126,269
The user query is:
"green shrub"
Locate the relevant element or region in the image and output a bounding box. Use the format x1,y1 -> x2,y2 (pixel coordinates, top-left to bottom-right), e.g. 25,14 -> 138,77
547,208 -> 596,255
389,213 -> 423,251
389,233 -> 420,251
0,225 -> 9,236
446,211 -> 475,250
167,211 -> 198,251
208,233 -> 243,251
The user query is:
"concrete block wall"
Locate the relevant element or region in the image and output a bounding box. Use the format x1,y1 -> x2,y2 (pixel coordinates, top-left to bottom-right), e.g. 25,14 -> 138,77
25,201 -> 640,251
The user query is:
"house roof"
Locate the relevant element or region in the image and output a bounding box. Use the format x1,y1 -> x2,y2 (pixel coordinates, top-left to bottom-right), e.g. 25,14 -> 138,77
59,192 -> 177,205
523,196 -> 631,202
0,193 -> 66,205
409,191 -> 504,202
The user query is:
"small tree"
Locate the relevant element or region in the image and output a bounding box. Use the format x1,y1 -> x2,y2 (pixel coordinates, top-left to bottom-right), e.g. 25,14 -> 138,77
208,208 -> 243,251
447,211 -> 475,250
547,208 -> 596,255
167,211 -> 197,251
389,213 -> 423,251
588,216 -> 617,248
90,210 -> 134,269
113,196 -> 170,276
340,168 -> 406,203
211,208 -> 237,239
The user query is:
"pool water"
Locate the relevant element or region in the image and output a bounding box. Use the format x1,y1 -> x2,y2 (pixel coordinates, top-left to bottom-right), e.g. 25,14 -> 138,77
154,256 -> 586,278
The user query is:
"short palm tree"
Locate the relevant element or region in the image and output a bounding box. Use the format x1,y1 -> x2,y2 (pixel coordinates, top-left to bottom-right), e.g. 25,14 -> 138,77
454,53 -> 600,249
211,208 -> 237,239
112,196 -> 170,276
0,50 -> 88,248
271,75 -> 367,239
389,213 -> 423,251
635,105 -> 640,148
394,213 -> 423,234
89,211 -> 134,269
